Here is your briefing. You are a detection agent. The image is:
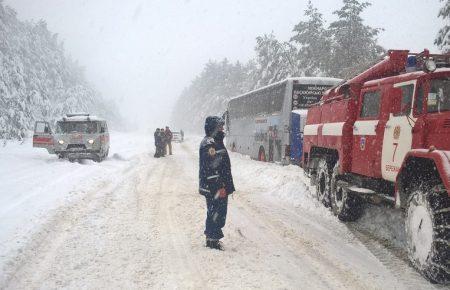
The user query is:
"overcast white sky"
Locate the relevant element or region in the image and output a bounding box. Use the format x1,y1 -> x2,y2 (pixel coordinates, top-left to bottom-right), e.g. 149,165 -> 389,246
4,0 -> 445,128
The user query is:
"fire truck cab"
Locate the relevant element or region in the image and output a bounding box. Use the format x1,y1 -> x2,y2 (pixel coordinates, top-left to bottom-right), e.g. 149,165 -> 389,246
303,50 -> 450,283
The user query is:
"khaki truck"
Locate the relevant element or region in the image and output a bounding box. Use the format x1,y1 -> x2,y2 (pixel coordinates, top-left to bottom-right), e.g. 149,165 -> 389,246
33,113 -> 110,162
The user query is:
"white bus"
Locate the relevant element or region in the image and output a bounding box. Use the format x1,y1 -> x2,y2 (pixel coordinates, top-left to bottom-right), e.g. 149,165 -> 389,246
225,77 -> 341,164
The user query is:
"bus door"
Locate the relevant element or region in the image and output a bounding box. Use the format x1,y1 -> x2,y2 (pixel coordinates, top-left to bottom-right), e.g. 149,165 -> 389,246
290,112 -> 302,165
267,115 -> 281,162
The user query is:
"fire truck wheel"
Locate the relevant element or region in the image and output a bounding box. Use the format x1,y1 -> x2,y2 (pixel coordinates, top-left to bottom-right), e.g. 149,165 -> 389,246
405,184 -> 450,284
316,159 -> 331,207
330,162 -> 364,221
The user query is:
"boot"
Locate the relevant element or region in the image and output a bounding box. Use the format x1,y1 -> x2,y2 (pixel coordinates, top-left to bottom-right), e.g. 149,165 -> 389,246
206,239 -> 224,250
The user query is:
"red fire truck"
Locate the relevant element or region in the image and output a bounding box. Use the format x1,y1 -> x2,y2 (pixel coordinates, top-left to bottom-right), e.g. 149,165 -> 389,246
303,50 -> 450,283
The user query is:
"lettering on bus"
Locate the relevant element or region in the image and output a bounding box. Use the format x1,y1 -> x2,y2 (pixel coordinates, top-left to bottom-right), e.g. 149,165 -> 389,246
292,84 -> 332,110
255,118 -> 268,124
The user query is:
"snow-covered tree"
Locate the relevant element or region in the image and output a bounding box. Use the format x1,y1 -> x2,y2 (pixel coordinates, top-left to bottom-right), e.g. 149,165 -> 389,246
291,1 -> 331,76
171,0 -> 386,132
435,0 -> 450,53
251,33 -> 298,89
0,2 -> 119,139
327,0 -> 384,78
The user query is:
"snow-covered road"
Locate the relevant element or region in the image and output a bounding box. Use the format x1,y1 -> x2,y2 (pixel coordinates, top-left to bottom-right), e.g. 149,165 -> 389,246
0,134 -> 445,289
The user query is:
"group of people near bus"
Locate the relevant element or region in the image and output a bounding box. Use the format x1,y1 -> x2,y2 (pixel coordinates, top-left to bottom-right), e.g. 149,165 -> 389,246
154,126 -> 173,157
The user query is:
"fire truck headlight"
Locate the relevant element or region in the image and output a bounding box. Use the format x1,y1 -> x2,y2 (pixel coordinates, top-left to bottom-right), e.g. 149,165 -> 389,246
58,140 -> 64,145
88,139 -> 94,144
424,59 -> 437,72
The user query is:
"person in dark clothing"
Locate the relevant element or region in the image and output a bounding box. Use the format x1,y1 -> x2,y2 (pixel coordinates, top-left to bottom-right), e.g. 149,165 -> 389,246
268,126 -> 274,162
154,128 -> 161,158
199,116 -> 235,250
159,128 -> 166,157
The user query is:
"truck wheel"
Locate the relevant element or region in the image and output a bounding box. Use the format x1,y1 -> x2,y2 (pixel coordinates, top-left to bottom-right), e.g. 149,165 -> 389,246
316,159 -> 331,207
405,184 -> 450,283
330,162 -> 364,221
100,150 -> 108,161
258,147 -> 266,162
93,154 -> 101,163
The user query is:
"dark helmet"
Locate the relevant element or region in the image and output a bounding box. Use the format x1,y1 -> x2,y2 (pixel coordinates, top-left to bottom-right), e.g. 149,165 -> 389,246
204,116 -> 224,137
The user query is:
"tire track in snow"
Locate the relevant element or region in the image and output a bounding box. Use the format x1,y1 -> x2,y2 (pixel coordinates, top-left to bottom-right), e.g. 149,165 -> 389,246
135,153 -> 208,289
2,169 -> 137,288
346,225 -> 445,290
231,193 -> 371,289
1,156 -> 145,289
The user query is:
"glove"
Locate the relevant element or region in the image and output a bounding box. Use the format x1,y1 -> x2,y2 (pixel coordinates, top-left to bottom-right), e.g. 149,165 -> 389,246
217,188 -> 227,199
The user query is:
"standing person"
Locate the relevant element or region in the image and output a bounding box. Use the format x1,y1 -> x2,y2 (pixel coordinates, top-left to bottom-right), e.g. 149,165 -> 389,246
180,129 -> 184,142
199,116 -> 235,250
274,125 -> 281,161
154,128 -> 161,158
165,126 -> 173,155
160,128 -> 166,157
268,126 -> 274,162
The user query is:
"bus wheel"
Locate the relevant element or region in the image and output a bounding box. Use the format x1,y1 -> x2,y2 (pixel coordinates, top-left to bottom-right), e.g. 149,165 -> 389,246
405,183 -> 450,283
258,147 -> 266,162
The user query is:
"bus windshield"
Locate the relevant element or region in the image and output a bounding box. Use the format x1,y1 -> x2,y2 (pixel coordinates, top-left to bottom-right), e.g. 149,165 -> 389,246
56,121 -> 99,134
427,78 -> 450,113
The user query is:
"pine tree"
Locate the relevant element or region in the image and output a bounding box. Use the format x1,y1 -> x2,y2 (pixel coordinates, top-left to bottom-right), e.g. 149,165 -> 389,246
436,0 -> 450,53
291,1 -> 330,76
0,2 -> 119,139
327,0 -> 384,78
252,33 -> 297,89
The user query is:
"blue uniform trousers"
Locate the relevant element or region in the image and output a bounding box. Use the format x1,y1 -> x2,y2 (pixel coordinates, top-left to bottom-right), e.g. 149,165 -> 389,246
204,195 -> 228,240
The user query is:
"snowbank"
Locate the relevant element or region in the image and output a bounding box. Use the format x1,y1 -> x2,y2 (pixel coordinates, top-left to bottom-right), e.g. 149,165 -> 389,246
230,153 -> 334,219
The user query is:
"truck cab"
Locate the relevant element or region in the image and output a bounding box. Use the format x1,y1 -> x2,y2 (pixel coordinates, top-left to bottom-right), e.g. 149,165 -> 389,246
303,50 -> 450,283
33,113 -> 110,162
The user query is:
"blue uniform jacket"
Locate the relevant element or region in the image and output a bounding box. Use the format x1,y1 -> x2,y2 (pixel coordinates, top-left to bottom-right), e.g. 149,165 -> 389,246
199,136 -> 235,198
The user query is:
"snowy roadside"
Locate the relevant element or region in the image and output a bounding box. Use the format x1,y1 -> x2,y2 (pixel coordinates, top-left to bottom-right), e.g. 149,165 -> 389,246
0,131 -> 152,275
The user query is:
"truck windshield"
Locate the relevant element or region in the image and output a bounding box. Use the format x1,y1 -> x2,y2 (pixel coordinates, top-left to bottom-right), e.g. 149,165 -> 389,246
56,121 -> 98,134
427,78 -> 450,113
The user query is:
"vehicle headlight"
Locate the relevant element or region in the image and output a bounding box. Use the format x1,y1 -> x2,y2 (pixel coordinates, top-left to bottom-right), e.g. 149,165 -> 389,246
88,139 -> 94,144
58,140 -> 64,145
